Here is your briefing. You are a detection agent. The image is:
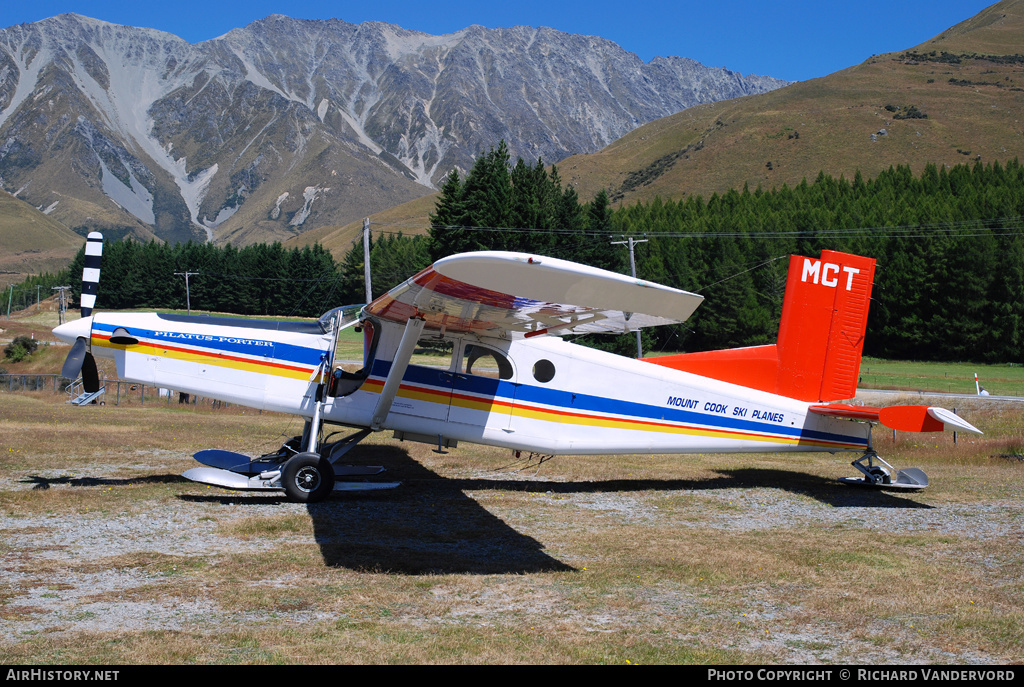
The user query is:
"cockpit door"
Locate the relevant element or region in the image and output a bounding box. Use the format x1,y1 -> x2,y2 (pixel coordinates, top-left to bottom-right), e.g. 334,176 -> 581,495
448,342 -> 517,430
387,337 -> 457,421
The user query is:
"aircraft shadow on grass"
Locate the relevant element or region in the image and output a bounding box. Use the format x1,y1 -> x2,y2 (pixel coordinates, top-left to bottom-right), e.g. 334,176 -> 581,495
25,449 -> 928,575
455,465 -> 934,510
183,445 -> 929,574
23,474 -> 185,489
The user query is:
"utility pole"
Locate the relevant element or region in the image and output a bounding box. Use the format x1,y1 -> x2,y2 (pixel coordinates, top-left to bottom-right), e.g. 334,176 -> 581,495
52,286 -> 71,325
174,271 -> 200,315
5,284 -> 12,321
611,236 -> 648,358
362,217 -> 373,304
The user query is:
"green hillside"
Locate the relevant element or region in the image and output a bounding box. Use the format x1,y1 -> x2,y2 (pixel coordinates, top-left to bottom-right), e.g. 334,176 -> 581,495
559,0 -> 1024,206
0,191 -> 84,290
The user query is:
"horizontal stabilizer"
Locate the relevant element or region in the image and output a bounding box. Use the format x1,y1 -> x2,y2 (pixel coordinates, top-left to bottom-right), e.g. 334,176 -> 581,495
809,404 -> 982,434
926,406 -> 983,435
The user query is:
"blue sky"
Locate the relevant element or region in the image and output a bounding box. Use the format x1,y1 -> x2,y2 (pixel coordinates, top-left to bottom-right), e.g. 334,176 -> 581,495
0,1 -> 997,82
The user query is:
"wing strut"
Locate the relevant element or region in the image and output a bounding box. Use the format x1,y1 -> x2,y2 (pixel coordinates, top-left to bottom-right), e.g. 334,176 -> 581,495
371,317 -> 425,430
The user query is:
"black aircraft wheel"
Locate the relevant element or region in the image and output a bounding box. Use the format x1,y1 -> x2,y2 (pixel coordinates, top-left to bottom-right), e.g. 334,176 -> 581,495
282,452 -> 335,503
869,467 -> 891,485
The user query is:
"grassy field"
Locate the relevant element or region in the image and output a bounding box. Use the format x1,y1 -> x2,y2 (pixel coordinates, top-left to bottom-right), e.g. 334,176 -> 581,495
0,391 -> 1020,664
2,302 -> 1022,663
858,358 -> 1024,397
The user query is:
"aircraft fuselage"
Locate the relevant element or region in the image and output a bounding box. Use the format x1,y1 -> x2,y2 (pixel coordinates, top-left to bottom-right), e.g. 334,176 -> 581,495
69,311 -> 870,456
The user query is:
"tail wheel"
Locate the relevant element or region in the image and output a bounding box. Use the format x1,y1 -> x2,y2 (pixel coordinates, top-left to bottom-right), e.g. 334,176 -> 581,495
282,452 -> 335,503
869,466 -> 891,485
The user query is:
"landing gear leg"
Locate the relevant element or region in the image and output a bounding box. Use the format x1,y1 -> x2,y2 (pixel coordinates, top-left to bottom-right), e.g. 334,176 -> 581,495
851,450 -> 893,485
839,430 -> 929,490
280,411 -> 392,502
284,405 -> 334,503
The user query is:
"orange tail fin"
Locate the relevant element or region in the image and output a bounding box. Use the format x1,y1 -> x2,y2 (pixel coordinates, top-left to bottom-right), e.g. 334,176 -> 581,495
642,250 -> 877,402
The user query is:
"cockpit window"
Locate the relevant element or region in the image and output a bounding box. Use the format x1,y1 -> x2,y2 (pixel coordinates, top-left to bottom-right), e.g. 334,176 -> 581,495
328,319 -> 380,397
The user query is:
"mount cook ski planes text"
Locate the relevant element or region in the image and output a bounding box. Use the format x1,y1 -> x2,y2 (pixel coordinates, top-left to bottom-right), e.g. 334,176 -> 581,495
53,233 -> 981,502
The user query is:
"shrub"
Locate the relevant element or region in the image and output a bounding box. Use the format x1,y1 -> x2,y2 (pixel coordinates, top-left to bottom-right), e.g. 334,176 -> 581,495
4,336 -> 39,362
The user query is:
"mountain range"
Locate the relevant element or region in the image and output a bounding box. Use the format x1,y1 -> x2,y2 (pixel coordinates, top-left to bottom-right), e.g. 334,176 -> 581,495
296,0 -> 1024,258
0,13 -> 786,248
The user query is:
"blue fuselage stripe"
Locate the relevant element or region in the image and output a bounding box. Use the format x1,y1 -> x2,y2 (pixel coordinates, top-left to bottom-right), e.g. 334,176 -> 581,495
370,360 -> 861,445
93,321 -> 323,367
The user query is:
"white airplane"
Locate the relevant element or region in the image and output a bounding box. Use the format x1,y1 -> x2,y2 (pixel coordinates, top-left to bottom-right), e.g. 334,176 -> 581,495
53,233 -> 981,502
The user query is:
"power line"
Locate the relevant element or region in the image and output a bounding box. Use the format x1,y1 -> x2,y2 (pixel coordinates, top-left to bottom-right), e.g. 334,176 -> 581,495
368,216 -> 1024,240
694,255 -> 791,295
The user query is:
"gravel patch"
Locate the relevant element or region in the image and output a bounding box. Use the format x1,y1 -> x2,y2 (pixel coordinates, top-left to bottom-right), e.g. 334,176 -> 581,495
1,462 -> 1020,663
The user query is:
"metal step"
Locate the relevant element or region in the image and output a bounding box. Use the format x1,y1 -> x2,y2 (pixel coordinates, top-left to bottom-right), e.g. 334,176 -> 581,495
70,387 -> 106,405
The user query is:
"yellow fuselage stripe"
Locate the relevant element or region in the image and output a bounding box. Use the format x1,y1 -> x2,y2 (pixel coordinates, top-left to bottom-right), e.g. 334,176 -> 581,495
361,378 -> 858,449
92,335 -> 320,382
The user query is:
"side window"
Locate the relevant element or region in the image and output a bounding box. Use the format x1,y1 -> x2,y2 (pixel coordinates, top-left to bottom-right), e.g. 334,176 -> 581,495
414,337 -> 455,371
462,344 -> 514,380
532,359 -> 556,383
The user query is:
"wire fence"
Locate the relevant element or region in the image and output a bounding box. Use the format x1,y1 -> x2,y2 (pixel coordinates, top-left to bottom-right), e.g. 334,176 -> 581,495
0,373 -> 233,409
1,373 -> 66,394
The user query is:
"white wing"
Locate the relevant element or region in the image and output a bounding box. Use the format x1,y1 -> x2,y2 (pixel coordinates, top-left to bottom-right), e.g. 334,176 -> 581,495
365,251 -> 703,338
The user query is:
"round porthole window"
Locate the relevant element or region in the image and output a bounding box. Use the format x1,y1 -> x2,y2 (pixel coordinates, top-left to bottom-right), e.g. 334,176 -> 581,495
532,359 -> 556,383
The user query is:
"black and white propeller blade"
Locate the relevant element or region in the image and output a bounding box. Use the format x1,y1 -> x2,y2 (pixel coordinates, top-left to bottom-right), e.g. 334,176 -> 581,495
81,232 -> 103,317
56,232 -> 103,391
80,349 -> 100,393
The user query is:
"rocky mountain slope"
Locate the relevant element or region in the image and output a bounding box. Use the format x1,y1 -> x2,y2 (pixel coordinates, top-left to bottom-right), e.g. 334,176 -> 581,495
0,14 -> 786,246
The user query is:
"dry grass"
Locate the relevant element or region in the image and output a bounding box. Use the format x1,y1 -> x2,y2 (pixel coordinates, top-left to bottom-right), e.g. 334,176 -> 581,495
286,194 -> 438,260
0,192 -> 84,292
0,392 -> 1021,664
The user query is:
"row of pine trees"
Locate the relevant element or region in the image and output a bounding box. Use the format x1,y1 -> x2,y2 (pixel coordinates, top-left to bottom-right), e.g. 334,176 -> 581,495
23,142 -> 1024,363
426,144 -> 1024,362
